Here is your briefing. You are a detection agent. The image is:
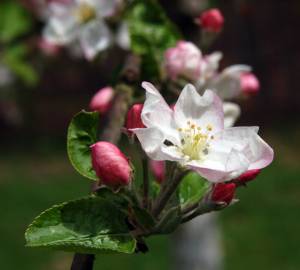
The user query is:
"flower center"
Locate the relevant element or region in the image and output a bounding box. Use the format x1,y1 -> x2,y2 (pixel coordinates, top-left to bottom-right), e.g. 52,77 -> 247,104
177,121 -> 214,161
76,3 -> 96,24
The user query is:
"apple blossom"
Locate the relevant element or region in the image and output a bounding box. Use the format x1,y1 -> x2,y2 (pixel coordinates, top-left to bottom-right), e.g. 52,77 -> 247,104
211,183 -> 236,204
90,141 -> 132,189
42,0 -> 121,60
198,8 -> 224,33
240,72 -> 260,95
89,86 -> 114,114
164,41 -> 203,81
131,82 -> 273,183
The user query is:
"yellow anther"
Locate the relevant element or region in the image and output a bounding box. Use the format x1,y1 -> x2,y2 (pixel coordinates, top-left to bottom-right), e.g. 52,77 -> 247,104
191,124 -> 195,129
206,124 -> 213,131
77,4 -> 96,23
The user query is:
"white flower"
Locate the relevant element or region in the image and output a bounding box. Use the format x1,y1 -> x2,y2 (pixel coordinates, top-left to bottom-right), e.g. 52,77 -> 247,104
164,41 -> 255,100
132,82 -> 273,182
43,0 -> 122,60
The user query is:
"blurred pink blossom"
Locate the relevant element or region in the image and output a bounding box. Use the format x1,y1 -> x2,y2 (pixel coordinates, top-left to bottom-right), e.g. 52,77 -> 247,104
89,87 -> 114,114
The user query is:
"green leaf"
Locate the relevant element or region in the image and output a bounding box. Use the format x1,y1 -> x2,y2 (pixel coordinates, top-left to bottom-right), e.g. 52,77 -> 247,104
179,172 -> 211,207
0,1 -> 33,43
25,196 -> 136,254
126,0 -> 181,79
67,110 -> 99,181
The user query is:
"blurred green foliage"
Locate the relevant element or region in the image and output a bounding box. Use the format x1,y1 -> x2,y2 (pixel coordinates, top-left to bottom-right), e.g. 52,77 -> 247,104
127,0 -> 180,81
0,0 -> 37,86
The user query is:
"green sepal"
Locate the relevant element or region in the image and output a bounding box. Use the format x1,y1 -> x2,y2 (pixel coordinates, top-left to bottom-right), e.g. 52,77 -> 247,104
67,110 -> 99,181
179,172 -> 211,207
25,196 -> 136,254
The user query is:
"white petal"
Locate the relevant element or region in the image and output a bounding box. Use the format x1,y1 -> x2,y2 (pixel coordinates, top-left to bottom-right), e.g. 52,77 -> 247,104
132,128 -> 183,162
89,0 -> 119,17
43,15 -> 79,45
115,22 -> 130,50
79,20 -> 112,60
223,102 -> 241,128
174,85 -> 224,132
209,65 -> 252,100
186,126 -> 273,182
202,51 -> 223,78
141,82 -> 180,145
187,148 -> 250,182
212,126 -> 273,171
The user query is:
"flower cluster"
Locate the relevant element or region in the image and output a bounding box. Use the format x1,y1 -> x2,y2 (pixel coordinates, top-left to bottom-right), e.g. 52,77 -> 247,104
42,0 -> 129,60
25,1 -> 275,261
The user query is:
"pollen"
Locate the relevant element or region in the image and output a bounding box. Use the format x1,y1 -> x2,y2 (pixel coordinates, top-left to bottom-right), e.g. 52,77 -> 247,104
76,3 -> 96,23
176,121 -> 211,161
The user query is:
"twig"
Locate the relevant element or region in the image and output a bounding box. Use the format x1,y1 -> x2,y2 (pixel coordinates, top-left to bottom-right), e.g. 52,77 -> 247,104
71,253 -> 95,270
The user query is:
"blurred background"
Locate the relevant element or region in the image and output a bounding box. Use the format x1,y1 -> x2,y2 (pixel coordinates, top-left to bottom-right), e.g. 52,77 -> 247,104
1,0 -> 300,269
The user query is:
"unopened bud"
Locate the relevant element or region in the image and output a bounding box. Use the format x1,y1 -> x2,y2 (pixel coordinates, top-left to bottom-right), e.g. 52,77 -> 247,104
240,73 -> 260,95
198,9 -> 224,33
89,87 -> 114,114
90,141 -> 132,189
235,169 -> 261,185
150,160 -> 165,184
164,41 -> 202,81
37,38 -> 61,56
125,104 -> 145,132
212,183 -> 236,205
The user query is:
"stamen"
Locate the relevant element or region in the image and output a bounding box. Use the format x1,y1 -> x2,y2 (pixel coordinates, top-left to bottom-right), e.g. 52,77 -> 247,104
176,121 -> 211,161
76,3 -> 96,23
206,124 -> 213,131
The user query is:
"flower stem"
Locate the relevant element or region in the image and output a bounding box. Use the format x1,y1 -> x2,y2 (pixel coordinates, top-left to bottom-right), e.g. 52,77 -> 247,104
142,157 -> 150,209
152,168 -> 188,219
181,200 -> 226,224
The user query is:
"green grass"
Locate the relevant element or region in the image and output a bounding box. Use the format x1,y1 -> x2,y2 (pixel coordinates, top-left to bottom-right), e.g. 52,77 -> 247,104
0,131 -> 299,270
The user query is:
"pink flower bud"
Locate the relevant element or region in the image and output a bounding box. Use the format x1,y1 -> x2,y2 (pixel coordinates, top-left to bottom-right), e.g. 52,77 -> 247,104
90,141 -> 132,189
235,169 -> 261,185
240,73 -> 260,95
89,87 -> 114,114
150,160 -> 165,184
125,104 -> 145,132
211,183 -> 236,205
37,38 -> 61,56
164,41 -> 202,81
198,9 -> 224,33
